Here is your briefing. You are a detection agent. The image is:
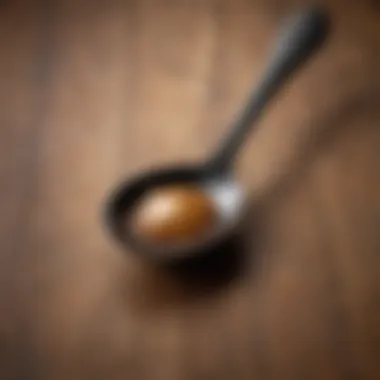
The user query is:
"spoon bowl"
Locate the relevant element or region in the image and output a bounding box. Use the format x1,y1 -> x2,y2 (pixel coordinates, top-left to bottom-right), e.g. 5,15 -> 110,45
104,164 -> 244,262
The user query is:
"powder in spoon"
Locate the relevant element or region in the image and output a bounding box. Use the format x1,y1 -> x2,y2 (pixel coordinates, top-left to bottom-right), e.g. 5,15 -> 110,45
129,185 -> 216,245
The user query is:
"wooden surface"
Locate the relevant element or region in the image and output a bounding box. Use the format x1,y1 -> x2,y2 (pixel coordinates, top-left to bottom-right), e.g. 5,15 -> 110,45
0,0 -> 379,379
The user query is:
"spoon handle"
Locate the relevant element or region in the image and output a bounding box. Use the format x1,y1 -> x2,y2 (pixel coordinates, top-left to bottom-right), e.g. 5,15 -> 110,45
206,7 -> 329,174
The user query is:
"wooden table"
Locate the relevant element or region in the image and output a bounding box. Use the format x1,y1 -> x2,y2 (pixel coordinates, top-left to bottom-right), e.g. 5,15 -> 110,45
0,0 -> 379,379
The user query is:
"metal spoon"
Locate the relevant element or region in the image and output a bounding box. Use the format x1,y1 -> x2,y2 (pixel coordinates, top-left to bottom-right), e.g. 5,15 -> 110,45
104,7 -> 329,262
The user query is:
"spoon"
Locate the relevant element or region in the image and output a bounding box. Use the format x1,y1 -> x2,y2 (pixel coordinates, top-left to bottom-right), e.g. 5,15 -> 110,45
104,7 -> 329,263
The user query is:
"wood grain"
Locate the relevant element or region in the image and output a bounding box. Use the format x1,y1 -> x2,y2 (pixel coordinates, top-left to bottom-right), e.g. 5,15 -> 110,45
0,0 -> 379,379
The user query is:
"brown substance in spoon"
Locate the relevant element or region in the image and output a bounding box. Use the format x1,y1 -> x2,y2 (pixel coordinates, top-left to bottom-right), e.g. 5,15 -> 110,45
129,185 -> 216,245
